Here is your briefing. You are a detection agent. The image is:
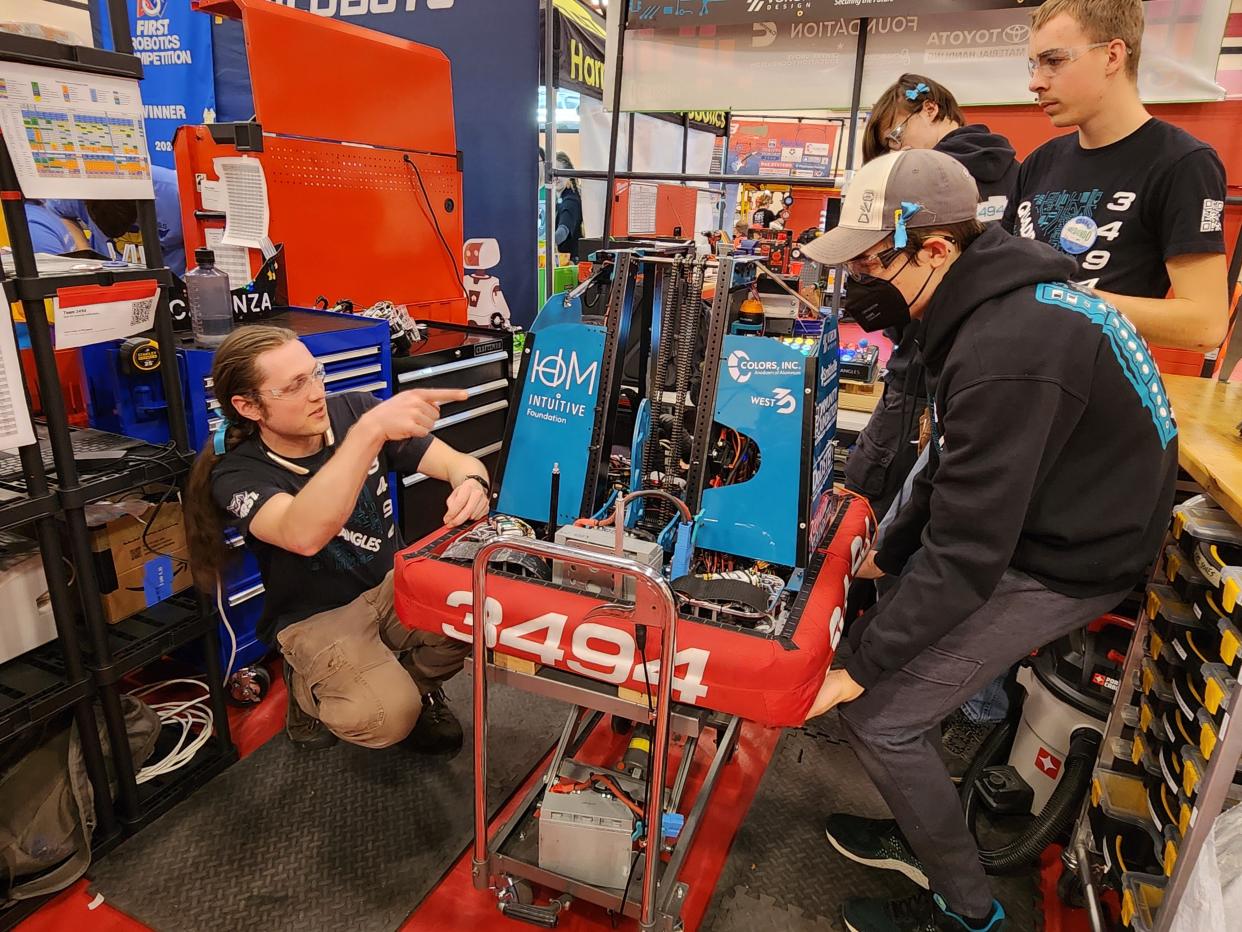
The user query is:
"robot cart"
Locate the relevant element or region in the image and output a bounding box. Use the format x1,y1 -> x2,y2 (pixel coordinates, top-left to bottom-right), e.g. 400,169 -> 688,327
468,536 -> 740,931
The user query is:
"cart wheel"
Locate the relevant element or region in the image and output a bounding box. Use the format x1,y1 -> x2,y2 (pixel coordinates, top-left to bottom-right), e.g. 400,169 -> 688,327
611,715 -> 635,735
1056,866 -> 1085,909
498,876 -> 535,906
226,664 -> 271,706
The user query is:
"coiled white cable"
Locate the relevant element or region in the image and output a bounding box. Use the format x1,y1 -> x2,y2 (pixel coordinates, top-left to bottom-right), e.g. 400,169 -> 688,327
128,678 -> 213,784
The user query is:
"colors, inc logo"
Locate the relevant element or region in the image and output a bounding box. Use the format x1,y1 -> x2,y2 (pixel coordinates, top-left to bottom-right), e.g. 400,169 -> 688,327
727,350 -> 752,383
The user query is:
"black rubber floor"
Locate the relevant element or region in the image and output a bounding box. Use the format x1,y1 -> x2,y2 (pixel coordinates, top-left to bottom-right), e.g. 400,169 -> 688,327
88,674 -> 564,932
703,709 -> 1041,932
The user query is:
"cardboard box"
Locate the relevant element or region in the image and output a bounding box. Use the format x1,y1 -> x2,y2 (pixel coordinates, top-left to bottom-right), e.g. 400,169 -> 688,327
89,498 -> 192,624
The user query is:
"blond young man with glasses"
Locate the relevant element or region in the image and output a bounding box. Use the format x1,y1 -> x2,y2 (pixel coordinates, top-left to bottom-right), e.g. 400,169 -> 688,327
1007,0 -> 1229,357
186,325 -> 490,752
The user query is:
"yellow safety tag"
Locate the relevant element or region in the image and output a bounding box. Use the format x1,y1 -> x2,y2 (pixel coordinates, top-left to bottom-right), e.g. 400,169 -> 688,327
1222,627 -> 1240,666
1201,721 -> 1218,760
1183,756 -> 1200,797
1122,890 -> 1136,927
1206,678 -> 1226,715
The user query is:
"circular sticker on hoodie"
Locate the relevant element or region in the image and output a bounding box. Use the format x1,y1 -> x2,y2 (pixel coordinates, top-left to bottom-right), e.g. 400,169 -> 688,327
1060,216 -> 1098,255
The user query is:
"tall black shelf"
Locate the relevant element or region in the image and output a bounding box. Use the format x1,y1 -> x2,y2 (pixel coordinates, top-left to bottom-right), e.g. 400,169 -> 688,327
0,19 -> 236,921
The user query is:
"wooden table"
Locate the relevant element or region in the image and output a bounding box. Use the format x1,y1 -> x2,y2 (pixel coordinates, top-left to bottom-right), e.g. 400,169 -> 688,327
1165,374 -> 1242,526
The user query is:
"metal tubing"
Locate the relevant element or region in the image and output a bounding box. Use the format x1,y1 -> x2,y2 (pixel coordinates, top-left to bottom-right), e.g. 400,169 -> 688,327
561,168 -> 838,188
470,537 -> 679,931
1075,841 -> 1105,932
601,2 -> 631,248
200,620 -> 235,752
137,205 -> 189,453
659,716 -> 740,916
0,147 -> 120,835
844,18 -> 868,174
105,0 -> 133,54
543,0 -> 557,303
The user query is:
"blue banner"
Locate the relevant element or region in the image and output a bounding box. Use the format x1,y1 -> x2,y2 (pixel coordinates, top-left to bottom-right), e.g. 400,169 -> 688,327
212,0 -> 538,328
96,0 -> 216,169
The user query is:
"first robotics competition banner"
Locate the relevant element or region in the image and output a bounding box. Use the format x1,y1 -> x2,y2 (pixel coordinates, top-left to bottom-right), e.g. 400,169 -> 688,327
609,1 -> 1229,110
93,0 -> 216,170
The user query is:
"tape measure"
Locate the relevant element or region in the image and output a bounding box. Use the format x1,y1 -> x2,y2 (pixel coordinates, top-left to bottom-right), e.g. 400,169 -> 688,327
120,338 -> 160,375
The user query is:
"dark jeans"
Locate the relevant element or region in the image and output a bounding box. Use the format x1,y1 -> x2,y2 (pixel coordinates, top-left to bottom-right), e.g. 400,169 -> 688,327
839,568 -> 1126,917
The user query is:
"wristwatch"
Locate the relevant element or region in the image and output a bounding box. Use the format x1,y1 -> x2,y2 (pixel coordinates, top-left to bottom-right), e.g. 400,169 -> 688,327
464,474 -> 490,494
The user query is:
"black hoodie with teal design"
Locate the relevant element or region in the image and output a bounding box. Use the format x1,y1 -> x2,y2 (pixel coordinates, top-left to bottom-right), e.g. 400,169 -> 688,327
848,225 -> 1178,689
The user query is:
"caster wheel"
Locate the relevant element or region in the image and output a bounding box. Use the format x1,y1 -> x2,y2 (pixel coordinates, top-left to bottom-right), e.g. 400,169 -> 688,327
611,715 -> 635,735
498,876 -> 534,906
226,664 -> 271,706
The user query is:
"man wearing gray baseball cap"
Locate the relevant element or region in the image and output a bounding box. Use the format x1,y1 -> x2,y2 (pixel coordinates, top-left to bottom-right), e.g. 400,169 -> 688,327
801,149 -> 1177,932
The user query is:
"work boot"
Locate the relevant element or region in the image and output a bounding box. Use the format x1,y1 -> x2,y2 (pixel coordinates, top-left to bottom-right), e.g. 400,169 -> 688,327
825,814 -> 928,888
402,688 -> 463,754
282,662 -> 338,751
842,891 -> 1005,932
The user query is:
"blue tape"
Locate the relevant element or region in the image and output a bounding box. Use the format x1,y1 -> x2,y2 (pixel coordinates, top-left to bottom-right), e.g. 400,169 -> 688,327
671,520 -> 695,578
212,421 -> 229,455
143,555 -> 174,606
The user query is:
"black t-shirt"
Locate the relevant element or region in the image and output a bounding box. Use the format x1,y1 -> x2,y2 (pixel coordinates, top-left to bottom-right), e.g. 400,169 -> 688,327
211,392 -> 430,644
1006,118 -> 1226,296
751,208 -> 778,228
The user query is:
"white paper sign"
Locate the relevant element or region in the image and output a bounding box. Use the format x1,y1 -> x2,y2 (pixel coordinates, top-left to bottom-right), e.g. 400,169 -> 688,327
204,227 -> 253,288
200,179 -> 226,212
0,305 -> 35,453
52,281 -> 160,349
627,182 -> 658,234
0,61 -> 155,200
214,157 -> 270,248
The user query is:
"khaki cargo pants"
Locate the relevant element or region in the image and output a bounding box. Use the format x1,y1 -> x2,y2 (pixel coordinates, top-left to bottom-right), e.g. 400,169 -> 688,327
276,571 -> 470,748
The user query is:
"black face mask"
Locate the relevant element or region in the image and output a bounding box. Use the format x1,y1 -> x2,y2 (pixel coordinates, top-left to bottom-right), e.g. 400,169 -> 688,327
844,258 -> 934,333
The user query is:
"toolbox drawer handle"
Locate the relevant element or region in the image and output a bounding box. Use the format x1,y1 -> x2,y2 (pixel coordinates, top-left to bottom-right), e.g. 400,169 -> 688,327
465,378 -> 509,398
433,399 -> 508,430
227,582 -> 265,606
402,441 -> 503,487
398,350 -> 508,383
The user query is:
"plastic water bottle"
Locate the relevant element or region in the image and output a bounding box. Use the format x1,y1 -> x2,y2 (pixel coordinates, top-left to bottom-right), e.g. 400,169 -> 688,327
186,248 -> 233,347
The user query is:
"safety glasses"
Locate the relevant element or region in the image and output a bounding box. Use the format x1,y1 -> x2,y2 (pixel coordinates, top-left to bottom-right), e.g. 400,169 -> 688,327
252,362 -> 327,401
1027,42 -> 1112,78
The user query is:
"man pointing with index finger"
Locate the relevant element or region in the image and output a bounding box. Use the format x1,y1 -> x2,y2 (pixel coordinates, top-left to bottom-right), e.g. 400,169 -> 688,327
185,325 -> 491,753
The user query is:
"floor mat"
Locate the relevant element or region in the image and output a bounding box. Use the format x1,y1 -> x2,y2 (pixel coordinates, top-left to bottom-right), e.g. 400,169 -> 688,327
703,711 -> 1041,932
88,674 -> 564,932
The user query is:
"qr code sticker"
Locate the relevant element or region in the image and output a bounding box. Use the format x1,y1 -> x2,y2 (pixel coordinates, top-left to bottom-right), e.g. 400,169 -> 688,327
130,297 -> 156,328
1200,199 -> 1224,233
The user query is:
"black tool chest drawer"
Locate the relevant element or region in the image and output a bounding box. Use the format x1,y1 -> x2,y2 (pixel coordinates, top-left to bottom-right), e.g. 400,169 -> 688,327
392,322 -> 513,544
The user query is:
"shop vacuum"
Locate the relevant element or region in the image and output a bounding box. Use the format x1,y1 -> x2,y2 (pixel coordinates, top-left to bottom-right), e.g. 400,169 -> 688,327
960,616 -> 1133,878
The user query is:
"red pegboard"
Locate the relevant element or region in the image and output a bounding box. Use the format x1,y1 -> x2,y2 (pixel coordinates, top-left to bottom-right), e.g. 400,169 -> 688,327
174,130 -> 466,319
175,0 -> 465,320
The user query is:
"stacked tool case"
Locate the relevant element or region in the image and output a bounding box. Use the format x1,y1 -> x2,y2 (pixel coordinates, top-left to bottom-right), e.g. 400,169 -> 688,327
1070,493 -> 1242,931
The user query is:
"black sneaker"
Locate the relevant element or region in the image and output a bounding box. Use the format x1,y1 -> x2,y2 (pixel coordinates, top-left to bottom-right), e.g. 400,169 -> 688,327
282,662 -> 338,751
825,814 -> 929,888
939,711 -> 996,782
403,688 -> 464,754
843,891 -> 1005,932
